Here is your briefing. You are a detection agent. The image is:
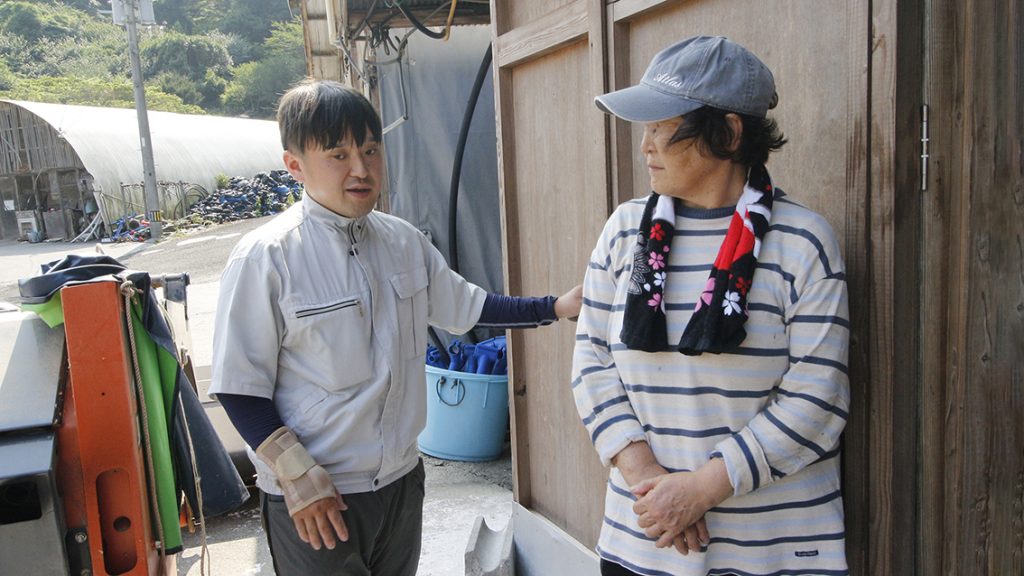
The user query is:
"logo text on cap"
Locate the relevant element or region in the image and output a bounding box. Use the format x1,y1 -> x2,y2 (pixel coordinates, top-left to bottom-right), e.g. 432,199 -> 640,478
652,73 -> 683,89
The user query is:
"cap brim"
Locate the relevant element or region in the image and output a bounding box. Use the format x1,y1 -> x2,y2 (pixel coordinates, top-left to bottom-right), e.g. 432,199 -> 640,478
595,83 -> 703,122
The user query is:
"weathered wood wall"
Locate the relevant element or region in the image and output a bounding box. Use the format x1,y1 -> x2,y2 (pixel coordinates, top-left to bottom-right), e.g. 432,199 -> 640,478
0,103 -> 81,176
301,0 -> 345,82
491,0 -> 611,546
922,0 -> 1024,574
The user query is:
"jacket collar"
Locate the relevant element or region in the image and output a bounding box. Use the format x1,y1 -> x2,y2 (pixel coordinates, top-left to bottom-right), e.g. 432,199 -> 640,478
302,197 -> 369,242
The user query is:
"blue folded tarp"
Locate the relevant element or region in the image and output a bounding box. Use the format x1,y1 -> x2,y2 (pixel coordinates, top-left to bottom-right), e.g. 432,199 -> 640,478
426,336 -> 507,375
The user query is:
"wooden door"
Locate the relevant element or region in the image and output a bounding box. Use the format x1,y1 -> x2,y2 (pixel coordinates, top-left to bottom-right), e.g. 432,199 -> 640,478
491,0 -> 612,548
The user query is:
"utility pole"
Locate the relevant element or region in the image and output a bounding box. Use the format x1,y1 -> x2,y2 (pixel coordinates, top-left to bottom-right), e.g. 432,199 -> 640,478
123,0 -> 162,240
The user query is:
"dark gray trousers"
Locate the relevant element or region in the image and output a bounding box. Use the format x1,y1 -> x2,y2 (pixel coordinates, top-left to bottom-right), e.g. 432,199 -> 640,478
260,460 -> 426,576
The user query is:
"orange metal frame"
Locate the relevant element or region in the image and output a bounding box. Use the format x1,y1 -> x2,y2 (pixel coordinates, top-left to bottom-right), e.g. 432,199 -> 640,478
57,281 -> 162,576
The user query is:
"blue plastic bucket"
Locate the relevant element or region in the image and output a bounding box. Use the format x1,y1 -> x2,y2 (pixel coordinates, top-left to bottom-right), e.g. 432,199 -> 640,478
418,365 -> 509,461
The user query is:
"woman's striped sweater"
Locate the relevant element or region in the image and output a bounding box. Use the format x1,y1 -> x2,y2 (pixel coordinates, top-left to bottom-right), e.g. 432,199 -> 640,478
572,192 -> 850,576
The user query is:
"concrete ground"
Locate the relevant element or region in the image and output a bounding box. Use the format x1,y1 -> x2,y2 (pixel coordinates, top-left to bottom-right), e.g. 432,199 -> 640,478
0,237 -> 145,299
175,452 -> 513,576
0,219 -> 514,575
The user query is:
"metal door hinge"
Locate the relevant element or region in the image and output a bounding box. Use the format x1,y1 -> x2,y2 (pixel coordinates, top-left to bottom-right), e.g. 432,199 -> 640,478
920,104 -> 929,191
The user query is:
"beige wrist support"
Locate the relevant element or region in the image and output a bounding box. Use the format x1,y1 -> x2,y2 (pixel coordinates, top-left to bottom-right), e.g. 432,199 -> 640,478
256,427 -> 337,516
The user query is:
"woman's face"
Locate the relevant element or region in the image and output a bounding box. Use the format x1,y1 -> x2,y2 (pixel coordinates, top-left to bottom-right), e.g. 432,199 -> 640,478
640,117 -> 731,204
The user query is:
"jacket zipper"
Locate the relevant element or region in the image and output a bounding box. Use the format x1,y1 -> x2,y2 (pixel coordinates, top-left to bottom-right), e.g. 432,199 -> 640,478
295,298 -> 362,319
348,222 -> 359,256
348,222 -> 371,318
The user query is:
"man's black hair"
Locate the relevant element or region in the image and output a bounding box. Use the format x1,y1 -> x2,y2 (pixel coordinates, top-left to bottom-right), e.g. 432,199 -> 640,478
277,79 -> 383,154
669,106 -> 787,167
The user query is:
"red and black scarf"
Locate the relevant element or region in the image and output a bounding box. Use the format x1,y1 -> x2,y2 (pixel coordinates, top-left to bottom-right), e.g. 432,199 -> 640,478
620,164 -> 774,355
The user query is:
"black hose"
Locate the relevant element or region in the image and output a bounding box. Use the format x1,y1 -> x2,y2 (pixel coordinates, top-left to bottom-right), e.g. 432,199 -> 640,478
351,0 -> 380,39
393,2 -> 447,39
448,43 -> 492,275
447,43 -> 492,346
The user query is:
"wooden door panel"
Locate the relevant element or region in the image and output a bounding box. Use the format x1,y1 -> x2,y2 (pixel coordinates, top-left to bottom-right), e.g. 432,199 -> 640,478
502,39 -> 611,549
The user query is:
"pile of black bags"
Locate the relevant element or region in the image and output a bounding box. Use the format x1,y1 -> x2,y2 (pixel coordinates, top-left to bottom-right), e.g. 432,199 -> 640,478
186,170 -> 303,224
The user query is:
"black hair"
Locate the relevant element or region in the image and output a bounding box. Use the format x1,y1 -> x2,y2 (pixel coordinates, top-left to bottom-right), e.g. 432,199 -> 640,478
276,79 -> 383,154
669,106 -> 787,167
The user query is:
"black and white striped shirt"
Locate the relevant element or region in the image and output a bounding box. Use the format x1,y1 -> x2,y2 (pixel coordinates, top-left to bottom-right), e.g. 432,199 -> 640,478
572,193 -> 850,576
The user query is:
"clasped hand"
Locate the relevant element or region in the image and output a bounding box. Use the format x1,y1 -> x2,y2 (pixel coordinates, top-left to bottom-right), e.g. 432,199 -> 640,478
631,472 -> 711,555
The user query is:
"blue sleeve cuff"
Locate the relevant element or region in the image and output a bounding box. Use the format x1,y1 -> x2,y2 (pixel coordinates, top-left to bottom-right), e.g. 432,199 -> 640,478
477,293 -> 557,328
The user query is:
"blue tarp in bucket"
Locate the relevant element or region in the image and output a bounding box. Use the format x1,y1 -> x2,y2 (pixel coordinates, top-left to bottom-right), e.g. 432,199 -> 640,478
427,335 -> 507,375
418,364 -> 509,462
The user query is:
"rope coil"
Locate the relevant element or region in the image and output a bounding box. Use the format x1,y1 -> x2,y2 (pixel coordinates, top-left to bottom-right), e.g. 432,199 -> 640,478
120,281 -> 167,574
177,393 -> 210,575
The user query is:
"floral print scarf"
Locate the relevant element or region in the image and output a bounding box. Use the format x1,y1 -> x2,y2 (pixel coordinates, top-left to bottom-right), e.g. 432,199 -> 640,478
620,164 -> 774,355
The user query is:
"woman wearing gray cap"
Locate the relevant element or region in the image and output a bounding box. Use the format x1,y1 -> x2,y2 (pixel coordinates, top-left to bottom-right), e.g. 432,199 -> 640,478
571,36 -> 850,576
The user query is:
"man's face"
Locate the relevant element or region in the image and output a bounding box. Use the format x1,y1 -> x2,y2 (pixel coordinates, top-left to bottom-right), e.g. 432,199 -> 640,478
283,129 -> 383,218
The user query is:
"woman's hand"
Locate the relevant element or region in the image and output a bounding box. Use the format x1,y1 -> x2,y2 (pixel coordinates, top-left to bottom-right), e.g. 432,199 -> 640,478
631,472 -> 708,550
554,284 -> 583,320
613,442 -> 702,555
631,458 -> 732,552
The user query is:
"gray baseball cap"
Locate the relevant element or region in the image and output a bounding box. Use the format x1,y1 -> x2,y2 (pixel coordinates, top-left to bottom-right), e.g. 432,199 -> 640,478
596,36 -> 777,122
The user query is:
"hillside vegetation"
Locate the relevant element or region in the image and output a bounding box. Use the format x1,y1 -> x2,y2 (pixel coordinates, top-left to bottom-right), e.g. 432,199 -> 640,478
0,0 -> 306,118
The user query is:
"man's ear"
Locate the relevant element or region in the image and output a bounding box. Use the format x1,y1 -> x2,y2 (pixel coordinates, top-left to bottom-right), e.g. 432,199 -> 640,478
282,150 -> 305,183
725,113 -> 744,153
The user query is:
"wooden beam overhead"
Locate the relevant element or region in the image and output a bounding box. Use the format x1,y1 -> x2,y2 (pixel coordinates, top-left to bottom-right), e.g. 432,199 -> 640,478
610,0 -> 673,22
494,0 -> 588,69
345,3 -> 490,34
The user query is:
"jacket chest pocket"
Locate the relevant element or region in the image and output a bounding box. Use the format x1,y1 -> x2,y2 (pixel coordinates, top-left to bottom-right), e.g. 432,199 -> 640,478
390,266 -> 428,360
285,296 -> 372,391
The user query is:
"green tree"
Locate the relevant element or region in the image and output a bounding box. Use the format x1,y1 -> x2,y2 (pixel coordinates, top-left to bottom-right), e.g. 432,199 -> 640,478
222,33 -> 258,65
33,21 -> 130,79
152,0 -> 217,34
0,0 -> 308,118
220,60 -> 284,118
141,31 -> 231,81
0,74 -> 205,114
0,32 -> 36,76
263,18 -> 305,59
150,0 -> 292,63
152,71 -> 202,105
0,2 -> 127,78
214,0 -> 294,47
0,2 -> 82,43
140,30 -> 231,110
0,61 -> 15,91
198,68 -> 227,109
221,19 -> 304,118
64,1 -> 102,12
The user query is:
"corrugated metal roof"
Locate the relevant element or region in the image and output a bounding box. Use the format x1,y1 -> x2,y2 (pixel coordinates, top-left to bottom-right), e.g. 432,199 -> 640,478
2,100 -> 284,222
